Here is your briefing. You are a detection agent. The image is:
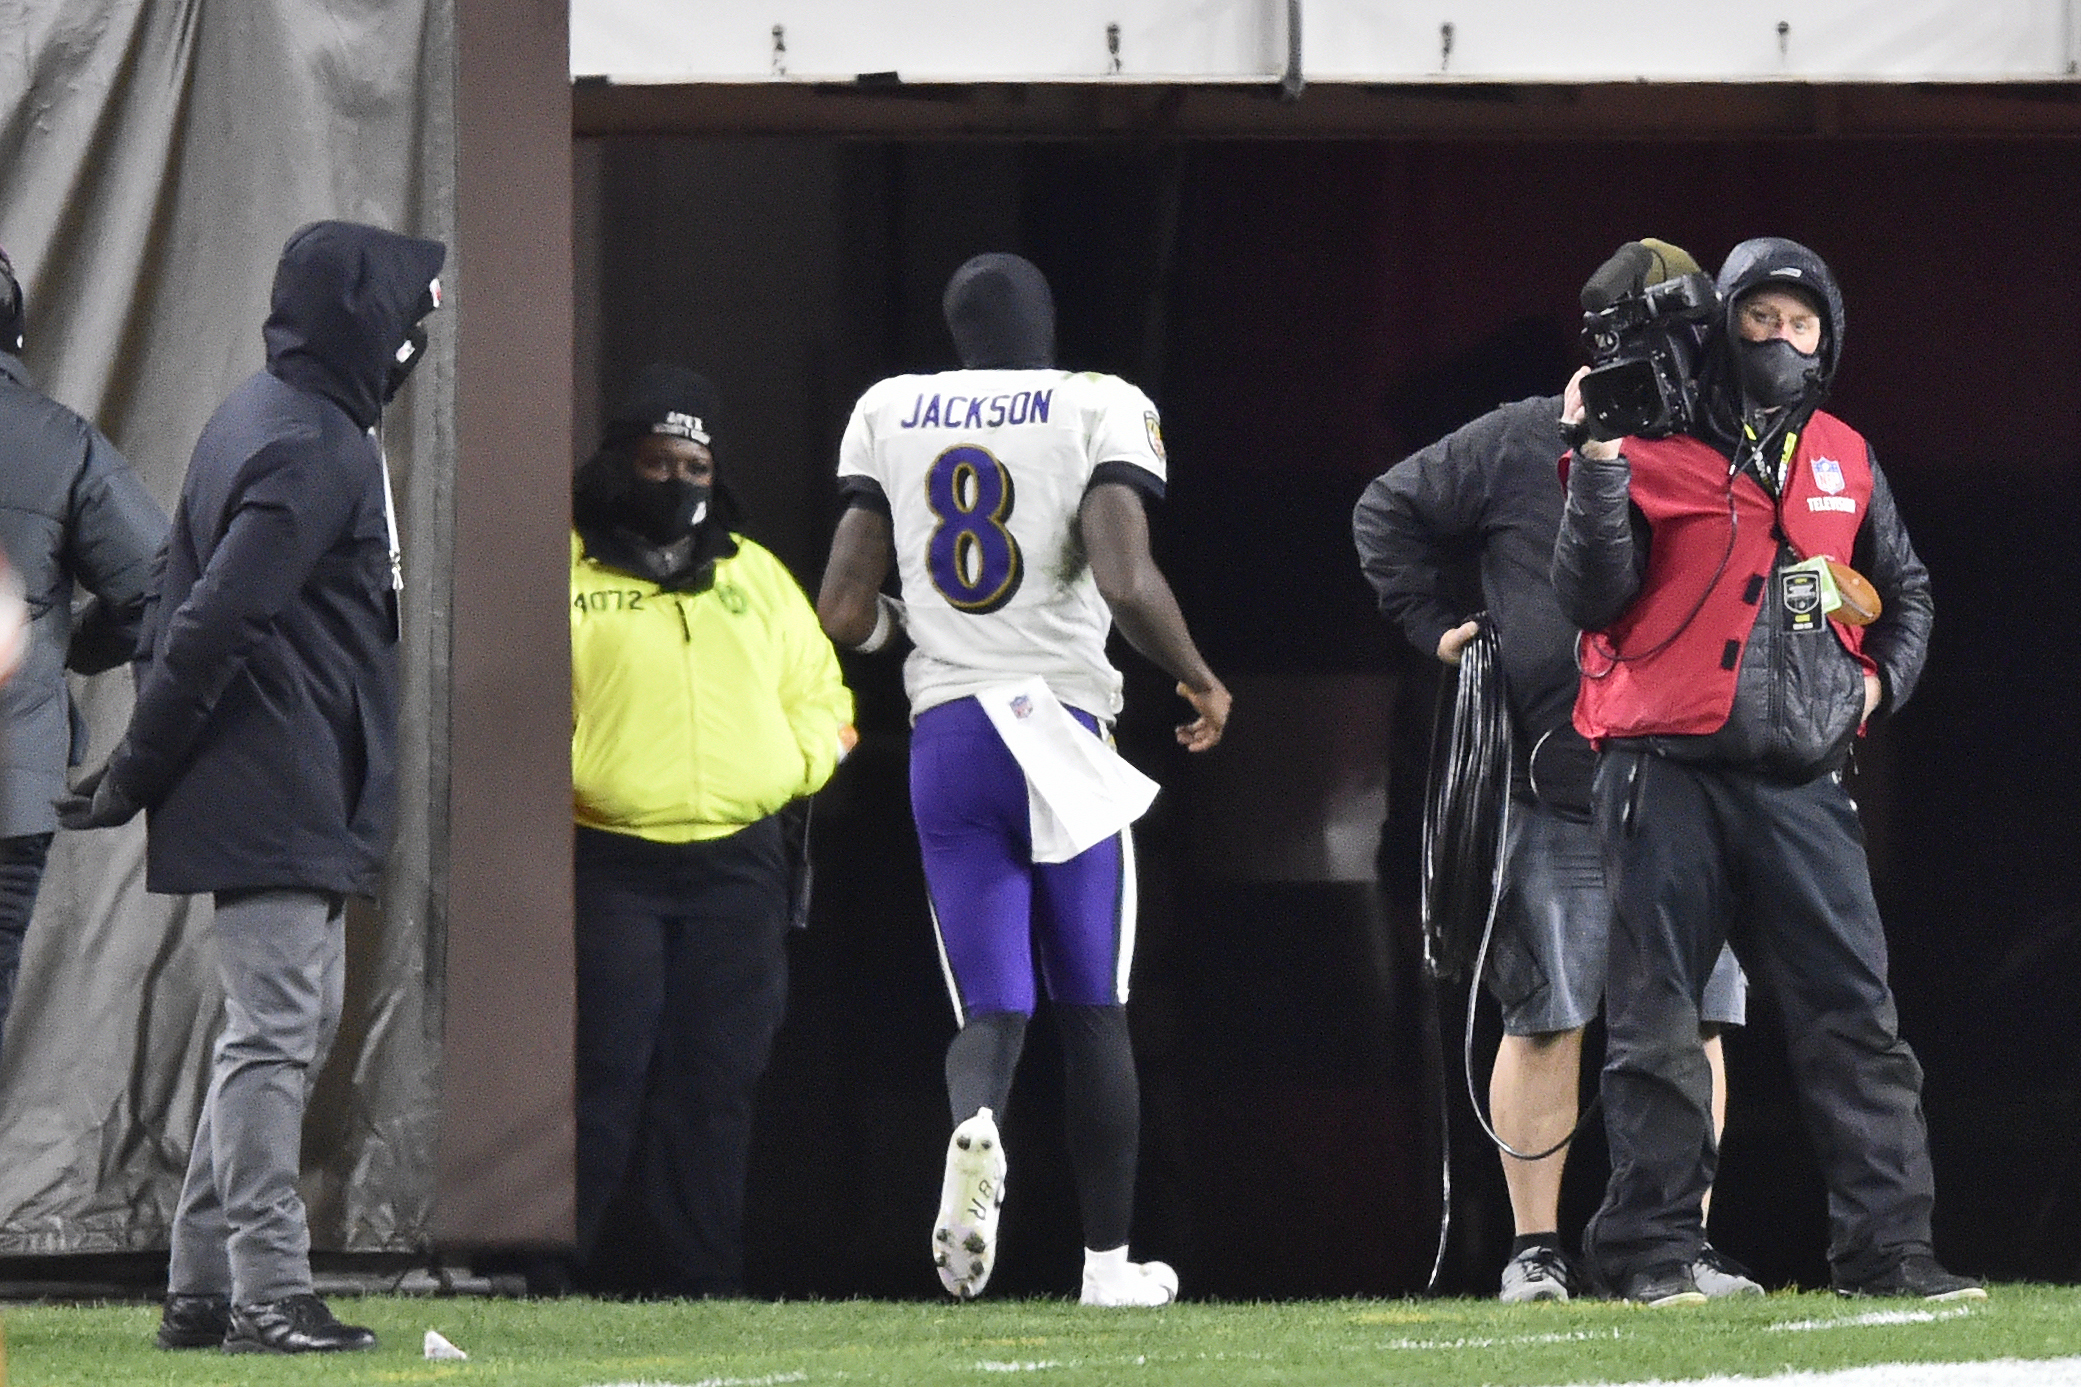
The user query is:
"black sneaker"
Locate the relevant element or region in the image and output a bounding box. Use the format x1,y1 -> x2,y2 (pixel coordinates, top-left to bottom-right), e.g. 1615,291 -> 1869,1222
155,1293 -> 231,1350
1618,1263 -> 1708,1307
223,1293 -> 378,1354
1833,1254 -> 1987,1302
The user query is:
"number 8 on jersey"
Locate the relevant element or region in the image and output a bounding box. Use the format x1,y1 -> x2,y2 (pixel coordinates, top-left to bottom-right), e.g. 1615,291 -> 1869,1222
926,445 -> 1023,614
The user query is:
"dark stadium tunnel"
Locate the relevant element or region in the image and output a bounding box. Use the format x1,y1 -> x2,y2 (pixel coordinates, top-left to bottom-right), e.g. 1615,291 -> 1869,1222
580,133 -> 2081,1297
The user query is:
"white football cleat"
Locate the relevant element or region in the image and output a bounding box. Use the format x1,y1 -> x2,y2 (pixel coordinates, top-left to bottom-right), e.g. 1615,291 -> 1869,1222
933,1108 -> 1007,1299
1080,1251 -> 1178,1307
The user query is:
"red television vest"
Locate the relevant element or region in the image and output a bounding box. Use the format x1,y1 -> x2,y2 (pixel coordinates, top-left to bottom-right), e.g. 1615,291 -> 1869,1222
1574,410 -> 1875,742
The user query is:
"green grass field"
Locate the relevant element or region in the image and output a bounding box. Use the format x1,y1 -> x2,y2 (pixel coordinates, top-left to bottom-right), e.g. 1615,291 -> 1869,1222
7,1286 -> 2079,1387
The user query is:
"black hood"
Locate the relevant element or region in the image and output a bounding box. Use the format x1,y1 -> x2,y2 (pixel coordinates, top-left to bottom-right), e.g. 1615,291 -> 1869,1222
264,221 -> 447,429
1715,236 -> 1844,385
1694,236 -> 1844,447
942,253 -> 1055,369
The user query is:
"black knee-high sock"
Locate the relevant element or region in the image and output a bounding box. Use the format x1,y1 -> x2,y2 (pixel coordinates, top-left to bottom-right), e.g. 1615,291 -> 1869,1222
946,1010 -> 1028,1125
1057,1004 -> 1139,1252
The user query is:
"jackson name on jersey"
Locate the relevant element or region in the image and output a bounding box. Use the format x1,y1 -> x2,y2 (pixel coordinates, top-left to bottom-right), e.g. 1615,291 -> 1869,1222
838,368 -> 1167,720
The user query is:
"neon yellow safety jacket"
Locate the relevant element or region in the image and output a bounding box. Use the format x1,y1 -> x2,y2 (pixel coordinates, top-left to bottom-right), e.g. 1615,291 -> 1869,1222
571,530 -> 853,843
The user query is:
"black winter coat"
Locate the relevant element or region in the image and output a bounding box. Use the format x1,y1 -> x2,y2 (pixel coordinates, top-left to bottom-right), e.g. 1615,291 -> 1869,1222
1353,397 -> 1593,798
0,355 -> 167,836
106,222 -> 445,896
1551,437 -> 1933,782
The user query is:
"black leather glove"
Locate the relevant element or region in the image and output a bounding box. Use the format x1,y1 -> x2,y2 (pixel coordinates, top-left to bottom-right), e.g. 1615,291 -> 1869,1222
56,763 -> 141,831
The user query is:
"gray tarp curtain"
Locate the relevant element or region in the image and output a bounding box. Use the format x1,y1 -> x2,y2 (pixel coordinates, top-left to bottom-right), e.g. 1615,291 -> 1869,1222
0,0 -> 455,1253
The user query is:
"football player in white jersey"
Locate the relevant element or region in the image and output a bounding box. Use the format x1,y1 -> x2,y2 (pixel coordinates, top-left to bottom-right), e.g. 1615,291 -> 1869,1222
818,254 -> 1229,1306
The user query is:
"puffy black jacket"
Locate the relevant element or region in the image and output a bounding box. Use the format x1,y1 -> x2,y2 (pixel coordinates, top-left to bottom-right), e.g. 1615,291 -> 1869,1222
106,222 -> 444,896
1553,437 -> 1932,781
0,355 -> 167,836
1554,243 -> 1934,782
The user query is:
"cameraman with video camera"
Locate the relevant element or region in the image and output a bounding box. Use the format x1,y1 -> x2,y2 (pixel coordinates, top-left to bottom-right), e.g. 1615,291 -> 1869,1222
1552,238 -> 1974,1304
1352,239 -> 1753,1304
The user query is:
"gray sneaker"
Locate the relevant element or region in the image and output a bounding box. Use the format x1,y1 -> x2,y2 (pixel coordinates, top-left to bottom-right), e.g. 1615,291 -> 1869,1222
1693,1245 -> 1764,1298
1499,1245 -> 1572,1303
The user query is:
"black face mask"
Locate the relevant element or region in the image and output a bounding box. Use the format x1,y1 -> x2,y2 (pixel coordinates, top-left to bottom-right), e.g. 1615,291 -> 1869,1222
383,279 -> 441,405
0,259 -> 21,355
1736,336 -> 1821,410
383,325 -> 427,404
620,477 -> 710,546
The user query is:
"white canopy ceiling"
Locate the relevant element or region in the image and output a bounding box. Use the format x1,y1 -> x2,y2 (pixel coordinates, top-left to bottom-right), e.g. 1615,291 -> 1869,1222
573,0 -> 2079,84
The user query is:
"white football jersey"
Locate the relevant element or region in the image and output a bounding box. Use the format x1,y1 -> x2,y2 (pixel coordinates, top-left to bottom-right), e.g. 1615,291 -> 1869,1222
837,368 -> 1168,719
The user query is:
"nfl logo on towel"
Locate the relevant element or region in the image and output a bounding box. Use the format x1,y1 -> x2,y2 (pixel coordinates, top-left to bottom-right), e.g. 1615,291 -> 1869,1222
1811,457 -> 1845,494
1010,694 -> 1033,719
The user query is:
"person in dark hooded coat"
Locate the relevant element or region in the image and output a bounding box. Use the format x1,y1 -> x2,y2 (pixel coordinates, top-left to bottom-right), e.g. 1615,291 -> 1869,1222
62,220 -> 445,1353
0,247 -> 167,1052
1551,238 -> 1970,1304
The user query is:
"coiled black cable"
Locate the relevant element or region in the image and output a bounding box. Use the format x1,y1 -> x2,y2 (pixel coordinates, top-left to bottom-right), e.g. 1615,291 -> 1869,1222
1419,619 -> 1595,1289
1418,618 -> 1511,1288
1420,619 -> 1513,984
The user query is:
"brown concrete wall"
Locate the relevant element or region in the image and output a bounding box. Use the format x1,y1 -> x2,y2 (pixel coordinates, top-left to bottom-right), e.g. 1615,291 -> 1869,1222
436,0 -> 576,1246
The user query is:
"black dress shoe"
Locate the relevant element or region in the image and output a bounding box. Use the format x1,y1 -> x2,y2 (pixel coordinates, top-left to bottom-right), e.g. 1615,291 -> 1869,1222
223,1293 -> 378,1354
155,1292 -> 231,1349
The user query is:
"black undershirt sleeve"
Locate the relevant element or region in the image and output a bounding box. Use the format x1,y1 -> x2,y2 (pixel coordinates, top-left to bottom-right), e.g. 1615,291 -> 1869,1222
836,474 -> 891,519
1088,460 -> 1166,503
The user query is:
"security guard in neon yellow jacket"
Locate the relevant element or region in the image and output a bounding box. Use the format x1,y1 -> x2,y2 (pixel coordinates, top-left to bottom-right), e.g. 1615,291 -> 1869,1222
568,364 -> 852,1296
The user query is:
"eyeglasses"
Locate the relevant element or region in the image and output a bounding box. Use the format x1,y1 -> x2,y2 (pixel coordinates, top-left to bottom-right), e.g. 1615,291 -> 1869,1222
1739,302 -> 1820,337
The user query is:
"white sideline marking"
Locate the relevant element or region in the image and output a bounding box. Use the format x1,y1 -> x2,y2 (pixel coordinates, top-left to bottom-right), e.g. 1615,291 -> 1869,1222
1768,1310 -> 1977,1333
1534,1356 -> 2081,1387
1389,1328 -> 1629,1350
585,1374 -> 811,1387
975,1363 -> 1064,1373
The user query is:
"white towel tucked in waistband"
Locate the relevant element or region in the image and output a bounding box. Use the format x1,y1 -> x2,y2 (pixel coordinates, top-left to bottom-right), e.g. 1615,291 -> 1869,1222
975,677 -> 1160,864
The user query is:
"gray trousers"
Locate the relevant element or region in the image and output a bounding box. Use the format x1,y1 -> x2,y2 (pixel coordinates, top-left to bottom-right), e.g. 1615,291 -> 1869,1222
167,889 -> 345,1305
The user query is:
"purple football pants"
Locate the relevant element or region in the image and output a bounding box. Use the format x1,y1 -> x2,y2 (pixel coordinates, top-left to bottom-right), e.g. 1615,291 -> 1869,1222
910,696 -> 1134,1021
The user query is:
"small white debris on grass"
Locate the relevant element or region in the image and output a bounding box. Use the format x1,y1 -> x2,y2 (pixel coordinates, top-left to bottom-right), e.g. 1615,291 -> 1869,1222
423,1329 -> 468,1360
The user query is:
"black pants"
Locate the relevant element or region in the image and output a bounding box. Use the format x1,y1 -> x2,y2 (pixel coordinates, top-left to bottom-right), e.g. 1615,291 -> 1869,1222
0,834 -> 52,1055
573,819 -> 790,1297
1582,751 -> 1937,1288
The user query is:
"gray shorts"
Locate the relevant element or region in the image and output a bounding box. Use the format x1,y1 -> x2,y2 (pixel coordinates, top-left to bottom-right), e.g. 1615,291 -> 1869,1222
1485,796 -> 1747,1037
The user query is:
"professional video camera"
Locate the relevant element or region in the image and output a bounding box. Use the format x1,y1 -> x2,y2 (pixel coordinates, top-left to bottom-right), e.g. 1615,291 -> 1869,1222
1576,241 -> 1719,441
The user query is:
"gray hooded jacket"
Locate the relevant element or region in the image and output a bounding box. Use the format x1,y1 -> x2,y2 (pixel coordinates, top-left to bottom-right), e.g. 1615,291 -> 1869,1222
0,355 -> 166,836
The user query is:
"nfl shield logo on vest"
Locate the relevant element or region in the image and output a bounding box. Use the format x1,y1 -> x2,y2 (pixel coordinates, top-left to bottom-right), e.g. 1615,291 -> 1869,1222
1811,456 -> 1846,493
